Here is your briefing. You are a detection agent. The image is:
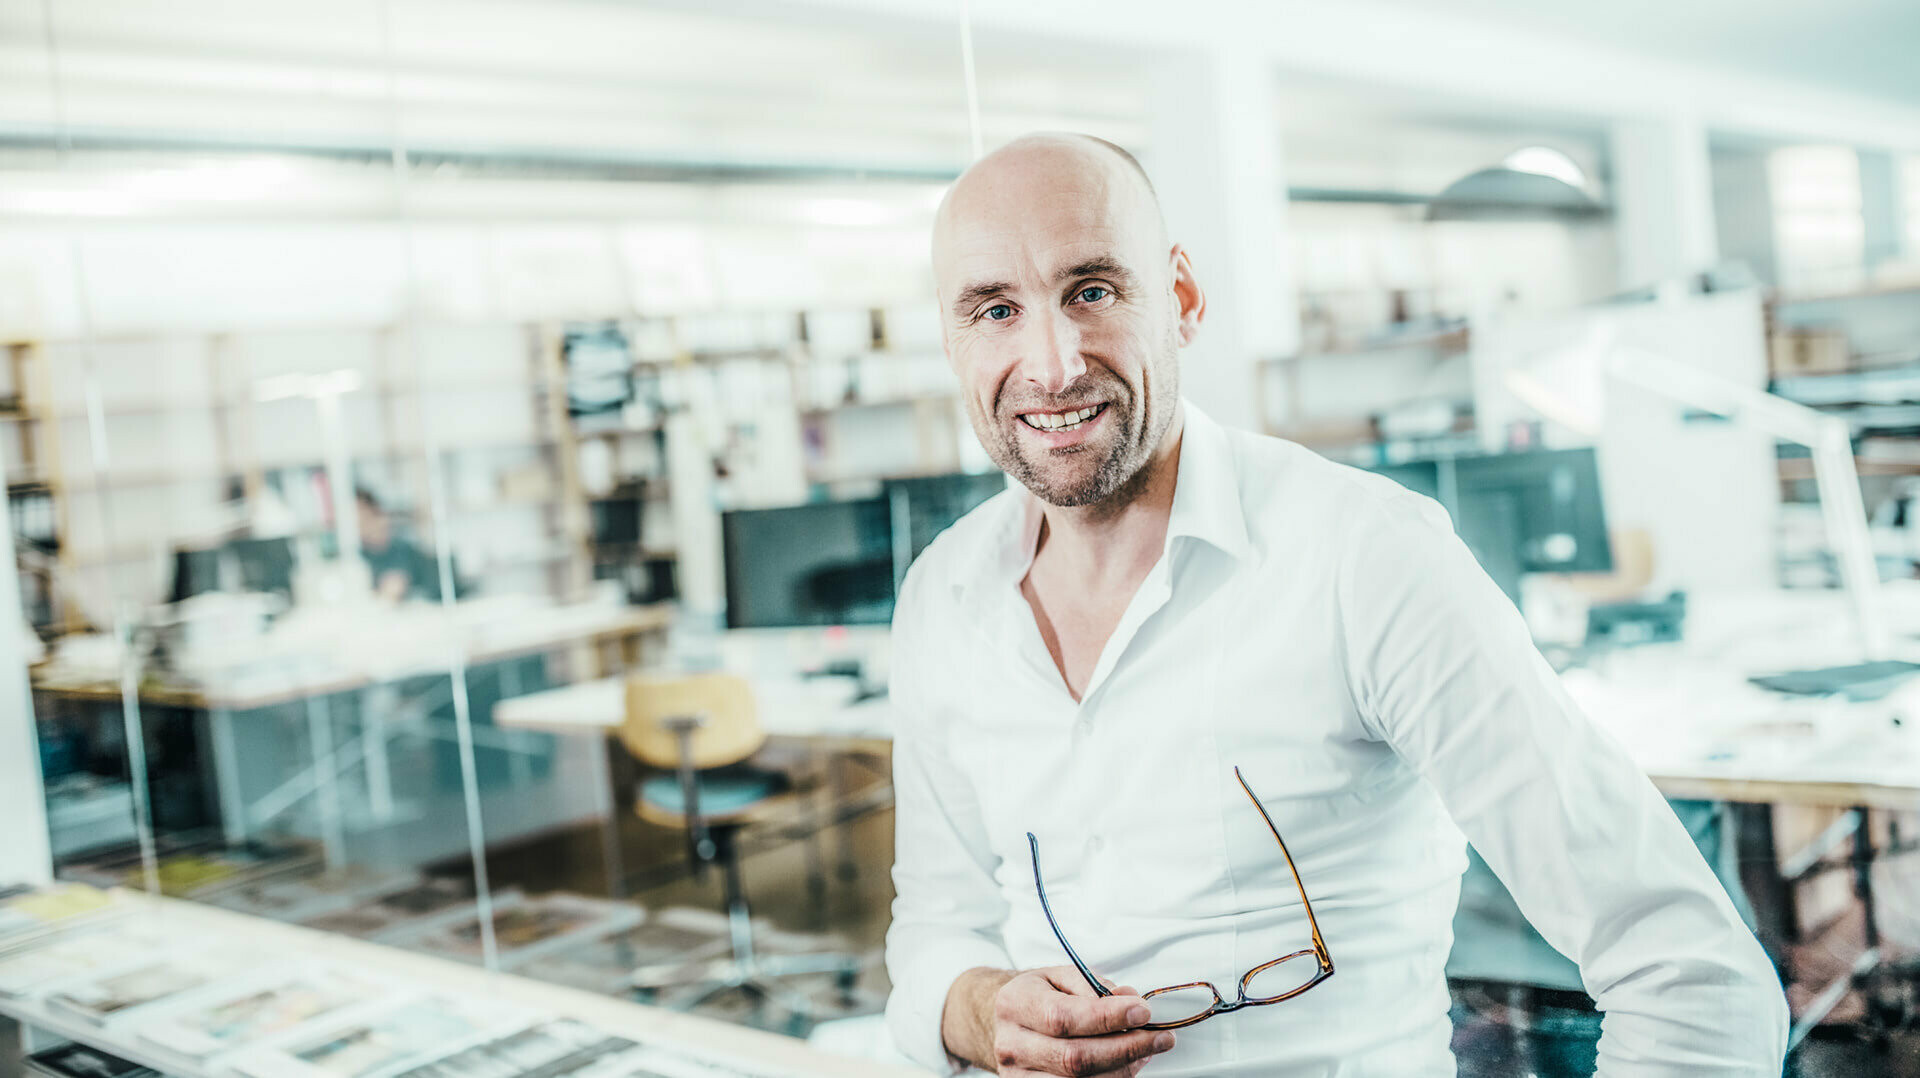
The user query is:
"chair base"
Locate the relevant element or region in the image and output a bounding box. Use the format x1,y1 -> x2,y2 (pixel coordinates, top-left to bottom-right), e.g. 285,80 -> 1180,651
630,951 -> 863,1033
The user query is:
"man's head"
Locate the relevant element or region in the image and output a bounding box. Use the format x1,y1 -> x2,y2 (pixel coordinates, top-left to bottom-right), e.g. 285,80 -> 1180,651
354,487 -> 391,552
932,132 -> 1204,508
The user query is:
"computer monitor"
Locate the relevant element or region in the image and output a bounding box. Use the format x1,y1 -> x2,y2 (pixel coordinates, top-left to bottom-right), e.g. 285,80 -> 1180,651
882,471 -> 1007,566
1362,461 -> 1442,503
1366,448 -> 1611,605
169,536 -> 296,603
1451,448 -> 1612,574
721,498 -> 896,629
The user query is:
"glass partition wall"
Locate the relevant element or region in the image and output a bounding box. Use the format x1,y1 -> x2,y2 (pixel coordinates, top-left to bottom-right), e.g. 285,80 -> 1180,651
4,0 -> 1157,1040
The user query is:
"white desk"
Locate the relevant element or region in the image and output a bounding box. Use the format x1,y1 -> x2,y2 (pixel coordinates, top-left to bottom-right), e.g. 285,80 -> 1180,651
33,600 -> 674,863
495,674 -> 895,741
0,891 -> 922,1078
1566,586 -> 1920,809
497,589 -> 1920,1049
496,672 -> 895,898
497,614 -> 1920,812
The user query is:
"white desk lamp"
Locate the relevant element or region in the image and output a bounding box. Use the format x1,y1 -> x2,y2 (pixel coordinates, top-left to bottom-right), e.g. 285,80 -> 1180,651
1506,324 -> 1889,662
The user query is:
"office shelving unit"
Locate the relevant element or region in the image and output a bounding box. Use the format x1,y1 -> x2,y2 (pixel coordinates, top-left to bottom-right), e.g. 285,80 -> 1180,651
3,306 -> 963,638
1253,325 -> 1475,457
0,323 -> 597,634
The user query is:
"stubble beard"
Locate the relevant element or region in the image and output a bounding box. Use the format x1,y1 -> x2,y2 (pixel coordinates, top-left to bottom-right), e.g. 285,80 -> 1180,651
980,344 -> 1177,509
995,401 -> 1138,508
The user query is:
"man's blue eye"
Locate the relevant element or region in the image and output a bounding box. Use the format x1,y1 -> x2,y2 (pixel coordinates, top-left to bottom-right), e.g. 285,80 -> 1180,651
985,305 -> 1013,321
1078,287 -> 1108,303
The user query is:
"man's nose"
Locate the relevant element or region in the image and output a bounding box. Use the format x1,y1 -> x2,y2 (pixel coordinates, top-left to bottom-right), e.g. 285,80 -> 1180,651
1017,308 -> 1087,395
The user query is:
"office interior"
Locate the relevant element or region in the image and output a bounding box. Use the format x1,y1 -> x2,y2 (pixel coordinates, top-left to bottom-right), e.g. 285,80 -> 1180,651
1,0 -> 1919,1075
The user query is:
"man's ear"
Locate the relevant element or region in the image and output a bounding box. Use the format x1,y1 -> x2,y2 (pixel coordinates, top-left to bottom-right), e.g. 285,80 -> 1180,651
1169,244 -> 1205,347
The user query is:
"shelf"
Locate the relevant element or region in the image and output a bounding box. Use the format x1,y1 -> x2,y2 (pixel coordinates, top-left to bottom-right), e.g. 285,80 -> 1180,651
0,376 -> 544,423
1772,363 -> 1920,407
43,440 -> 561,493
478,547 -> 585,569
1265,417 -> 1380,448
1267,326 -> 1470,363
1777,457 -> 1920,480
1773,282 -> 1920,306
798,392 -> 956,416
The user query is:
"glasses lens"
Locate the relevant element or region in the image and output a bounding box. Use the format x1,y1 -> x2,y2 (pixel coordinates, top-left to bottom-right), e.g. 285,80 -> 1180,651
1142,985 -> 1218,1026
1241,952 -> 1323,1003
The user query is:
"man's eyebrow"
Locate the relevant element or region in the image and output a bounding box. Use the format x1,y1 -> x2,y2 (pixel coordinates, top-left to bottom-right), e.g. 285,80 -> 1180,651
948,260 -> 1136,319
1054,258 -> 1136,287
951,280 -> 1014,319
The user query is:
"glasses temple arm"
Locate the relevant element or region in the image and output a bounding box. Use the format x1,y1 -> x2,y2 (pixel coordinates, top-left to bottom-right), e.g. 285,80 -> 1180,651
1233,768 -> 1333,964
1026,832 -> 1112,997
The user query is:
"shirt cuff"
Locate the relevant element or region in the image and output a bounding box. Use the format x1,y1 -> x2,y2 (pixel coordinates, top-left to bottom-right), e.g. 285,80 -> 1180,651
885,932 -> 1013,1074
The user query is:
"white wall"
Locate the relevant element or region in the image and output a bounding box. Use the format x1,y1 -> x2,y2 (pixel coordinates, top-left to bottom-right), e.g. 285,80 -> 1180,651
1474,290 -> 1779,596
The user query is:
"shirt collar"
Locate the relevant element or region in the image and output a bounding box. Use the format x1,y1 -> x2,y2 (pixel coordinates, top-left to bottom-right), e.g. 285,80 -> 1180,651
953,397 -> 1252,604
1163,399 -> 1253,565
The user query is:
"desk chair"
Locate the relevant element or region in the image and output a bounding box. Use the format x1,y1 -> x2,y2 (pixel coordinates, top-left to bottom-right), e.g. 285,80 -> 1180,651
617,671 -> 860,1027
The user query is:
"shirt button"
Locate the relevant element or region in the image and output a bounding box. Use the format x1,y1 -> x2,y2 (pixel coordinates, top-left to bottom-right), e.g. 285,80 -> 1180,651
1074,715 -> 1092,736
1086,835 -> 1105,855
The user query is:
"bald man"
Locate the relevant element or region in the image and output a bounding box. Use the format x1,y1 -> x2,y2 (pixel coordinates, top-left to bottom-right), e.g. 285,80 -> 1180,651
883,133 -> 1786,1077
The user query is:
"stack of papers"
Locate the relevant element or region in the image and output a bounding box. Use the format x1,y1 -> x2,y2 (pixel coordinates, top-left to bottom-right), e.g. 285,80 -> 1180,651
390,1018 -> 633,1078
382,893 -> 643,970
41,949 -> 248,1025
226,994 -> 531,1078
133,966 -> 385,1058
301,878 -> 481,938
24,1042 -> 160,1078
0,924 -> 167,999
0,881 -> 810,1078
0,883 -> 128,954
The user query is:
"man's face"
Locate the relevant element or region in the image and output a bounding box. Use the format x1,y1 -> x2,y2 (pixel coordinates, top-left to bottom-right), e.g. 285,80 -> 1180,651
933,142 -> 1195,507
357,500 -> 390,551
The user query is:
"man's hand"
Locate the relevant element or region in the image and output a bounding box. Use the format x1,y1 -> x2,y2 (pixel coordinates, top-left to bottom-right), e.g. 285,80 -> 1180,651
943,966 -> 1176,1076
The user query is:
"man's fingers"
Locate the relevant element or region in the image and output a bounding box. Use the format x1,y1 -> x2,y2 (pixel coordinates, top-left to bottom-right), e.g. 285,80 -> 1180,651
996,1026 -> 1172,1077
1009,982 -> 1151,1037
1043,967 -> 1108,997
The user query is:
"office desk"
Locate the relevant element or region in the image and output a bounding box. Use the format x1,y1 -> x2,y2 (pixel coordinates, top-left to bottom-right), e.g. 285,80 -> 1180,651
1561,587 -> 1920,1046
503,591 -> 1920,1044
1567,658 -> 1920,810
31,601 -> 674,712
495,675 -> 894,742
31,601 -> 675,860
0,891 -> 921,1078
496,674 -> 895,897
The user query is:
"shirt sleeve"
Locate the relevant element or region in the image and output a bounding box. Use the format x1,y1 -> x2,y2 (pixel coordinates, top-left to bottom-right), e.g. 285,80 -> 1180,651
884,562 -> 1013,1073
1338,491 -> 1788,1076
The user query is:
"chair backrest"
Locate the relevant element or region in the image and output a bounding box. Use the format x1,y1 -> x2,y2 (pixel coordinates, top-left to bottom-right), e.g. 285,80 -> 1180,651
618,671 -> 765,771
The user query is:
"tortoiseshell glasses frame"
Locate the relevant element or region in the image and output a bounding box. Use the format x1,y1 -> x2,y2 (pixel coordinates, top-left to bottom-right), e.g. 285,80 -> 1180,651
1025,766 -> 1335,1031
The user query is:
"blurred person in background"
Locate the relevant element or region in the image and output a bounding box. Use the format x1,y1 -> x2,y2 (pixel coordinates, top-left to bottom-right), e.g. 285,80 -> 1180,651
356,487 -> 442,602
883,132 -> 1787,1077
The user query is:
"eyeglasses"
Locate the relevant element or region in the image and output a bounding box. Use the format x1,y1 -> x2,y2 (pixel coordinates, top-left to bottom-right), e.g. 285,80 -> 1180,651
1026,766 -> 1334,1030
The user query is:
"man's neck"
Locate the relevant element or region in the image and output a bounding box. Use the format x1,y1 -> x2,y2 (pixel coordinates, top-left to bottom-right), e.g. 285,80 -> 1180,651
1032,407 -> 1186,588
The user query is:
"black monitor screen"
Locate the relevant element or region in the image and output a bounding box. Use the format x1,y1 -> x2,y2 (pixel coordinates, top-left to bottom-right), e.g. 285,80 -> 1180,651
170,536 -> 295,603
1451,448 -> 1612,576
883,472 -> 1007,565
1363,461 -> 1441,503
722,498 -> 896,629
1365,448 -> 1611,607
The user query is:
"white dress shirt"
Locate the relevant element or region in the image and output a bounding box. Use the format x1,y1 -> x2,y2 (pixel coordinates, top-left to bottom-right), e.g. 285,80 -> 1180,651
884,400 -> 1787,1076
